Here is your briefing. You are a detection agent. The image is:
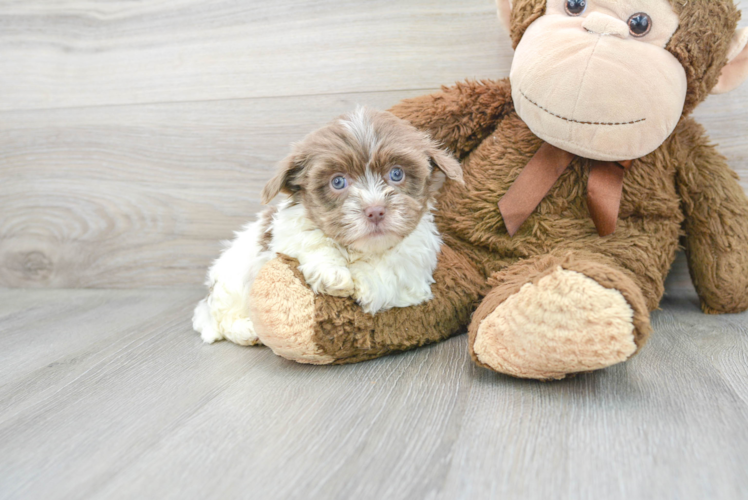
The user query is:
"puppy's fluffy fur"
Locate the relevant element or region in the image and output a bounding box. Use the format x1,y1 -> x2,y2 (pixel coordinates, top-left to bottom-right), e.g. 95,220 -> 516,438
193,107 -> 462,346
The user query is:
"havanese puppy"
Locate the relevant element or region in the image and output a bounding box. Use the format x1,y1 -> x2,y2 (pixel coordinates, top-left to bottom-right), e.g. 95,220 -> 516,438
192,106 -> 463,347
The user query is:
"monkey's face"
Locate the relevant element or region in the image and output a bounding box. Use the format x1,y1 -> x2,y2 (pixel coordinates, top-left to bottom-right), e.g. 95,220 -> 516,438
510,0 -> 687,161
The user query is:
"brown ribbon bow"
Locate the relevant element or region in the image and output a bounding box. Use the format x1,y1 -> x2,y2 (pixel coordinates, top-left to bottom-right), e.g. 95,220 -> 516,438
498,142 -> 633,237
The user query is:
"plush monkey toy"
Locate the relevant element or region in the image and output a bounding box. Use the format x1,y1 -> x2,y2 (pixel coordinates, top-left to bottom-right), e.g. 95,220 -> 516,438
249,0 -> 748,379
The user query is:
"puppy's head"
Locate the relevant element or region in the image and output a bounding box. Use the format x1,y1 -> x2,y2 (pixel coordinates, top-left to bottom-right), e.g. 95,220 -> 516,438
262,107 -> 462,253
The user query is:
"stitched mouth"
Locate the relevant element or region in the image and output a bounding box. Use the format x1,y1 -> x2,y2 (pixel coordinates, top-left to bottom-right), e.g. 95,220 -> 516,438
520,90 -> 646,126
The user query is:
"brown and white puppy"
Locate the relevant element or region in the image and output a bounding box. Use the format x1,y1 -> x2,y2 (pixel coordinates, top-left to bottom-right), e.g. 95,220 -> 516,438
192,107 -> 463,346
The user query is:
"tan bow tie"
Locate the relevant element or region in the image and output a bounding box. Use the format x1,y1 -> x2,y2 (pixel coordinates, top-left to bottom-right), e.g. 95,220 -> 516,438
498,142 -> 632,237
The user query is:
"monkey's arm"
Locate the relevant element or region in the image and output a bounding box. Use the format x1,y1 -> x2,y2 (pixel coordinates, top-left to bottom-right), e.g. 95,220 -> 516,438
675,120 -> 748,314
389,79 -> 514,160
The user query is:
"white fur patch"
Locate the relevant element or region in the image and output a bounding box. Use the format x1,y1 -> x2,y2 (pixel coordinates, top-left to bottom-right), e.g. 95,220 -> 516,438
354,168 -> 390,207
348,209 -> 441,314
340,106 -> 379,154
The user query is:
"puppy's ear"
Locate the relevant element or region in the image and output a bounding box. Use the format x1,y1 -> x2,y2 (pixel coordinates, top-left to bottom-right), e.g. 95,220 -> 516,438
261,152 -> 306,205
429,147 -> 464,185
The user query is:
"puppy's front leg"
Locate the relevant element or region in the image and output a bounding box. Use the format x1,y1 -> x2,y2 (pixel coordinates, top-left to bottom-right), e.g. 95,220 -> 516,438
270,208 -> 354,298
297,247 -> 354,298
349,261 -> 384,314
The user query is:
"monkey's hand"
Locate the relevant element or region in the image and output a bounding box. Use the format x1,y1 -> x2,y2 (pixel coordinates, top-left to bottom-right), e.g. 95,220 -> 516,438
675,118 -> 748,314
389,79 -> 514,160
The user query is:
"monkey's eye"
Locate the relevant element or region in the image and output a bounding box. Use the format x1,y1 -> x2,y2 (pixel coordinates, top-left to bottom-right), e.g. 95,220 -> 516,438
628,13 -> 652,37
389,167 -> 404,183
330,175 -> 347,190
564,0 -> 586,16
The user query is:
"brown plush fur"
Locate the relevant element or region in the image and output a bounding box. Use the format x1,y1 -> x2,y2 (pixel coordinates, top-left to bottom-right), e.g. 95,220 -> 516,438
250,0 -> 748,379
672,119 -> 748,313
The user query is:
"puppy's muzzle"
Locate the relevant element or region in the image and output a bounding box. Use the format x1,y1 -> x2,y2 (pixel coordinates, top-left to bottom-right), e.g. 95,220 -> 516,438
365,205 -> 386,225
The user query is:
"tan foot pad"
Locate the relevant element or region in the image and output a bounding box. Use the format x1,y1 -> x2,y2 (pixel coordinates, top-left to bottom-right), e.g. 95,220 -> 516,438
474,267 -> 637,380
250,258 -> 335,365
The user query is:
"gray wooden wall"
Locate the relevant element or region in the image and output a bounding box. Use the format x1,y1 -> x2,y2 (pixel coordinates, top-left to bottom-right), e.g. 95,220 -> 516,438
1,0 -> 747,289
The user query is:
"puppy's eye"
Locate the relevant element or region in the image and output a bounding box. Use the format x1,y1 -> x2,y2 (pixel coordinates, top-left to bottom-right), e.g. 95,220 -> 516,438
564,0 -> 586,16
330,175 -> 347,190
389,167 -> 404,183
628,13 -> 652,37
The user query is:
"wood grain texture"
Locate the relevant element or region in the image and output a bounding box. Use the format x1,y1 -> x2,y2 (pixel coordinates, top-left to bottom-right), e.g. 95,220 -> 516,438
0,288 -> 746,500
0,0 -> 746,290
0,0 -> 509,111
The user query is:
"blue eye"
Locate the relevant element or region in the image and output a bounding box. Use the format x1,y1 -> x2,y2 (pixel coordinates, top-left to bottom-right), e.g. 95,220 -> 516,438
389,167 -> 404,182
331,175 -> 347,190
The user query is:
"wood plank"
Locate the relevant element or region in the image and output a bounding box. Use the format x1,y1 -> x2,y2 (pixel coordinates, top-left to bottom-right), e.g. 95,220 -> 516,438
0,288 -> 746,499
0,288 -> 203,418
0,0 -> 510,111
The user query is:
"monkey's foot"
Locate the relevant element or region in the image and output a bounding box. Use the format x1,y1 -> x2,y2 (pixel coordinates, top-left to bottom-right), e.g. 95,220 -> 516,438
470,262 -> 647,380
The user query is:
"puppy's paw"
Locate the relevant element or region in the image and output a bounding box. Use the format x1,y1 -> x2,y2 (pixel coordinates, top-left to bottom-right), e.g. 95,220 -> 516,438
193,297 -> 223,343
193,291 -> 262,347
221,317 -> 262,346
301,264 -> 355,297
353,280 -> 434,315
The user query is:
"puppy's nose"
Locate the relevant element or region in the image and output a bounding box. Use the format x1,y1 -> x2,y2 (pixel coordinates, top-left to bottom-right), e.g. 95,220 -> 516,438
365,206 -> 386,224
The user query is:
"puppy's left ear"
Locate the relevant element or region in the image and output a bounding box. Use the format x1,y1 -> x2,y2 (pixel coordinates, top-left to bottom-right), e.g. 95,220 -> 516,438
712,27 -> 748,94
261,152 -> 306,204
429,147 -> 464,186
427,148 -> 463,193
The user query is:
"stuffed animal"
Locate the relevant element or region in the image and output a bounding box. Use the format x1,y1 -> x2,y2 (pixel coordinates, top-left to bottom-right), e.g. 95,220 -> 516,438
248,0 -> 748,379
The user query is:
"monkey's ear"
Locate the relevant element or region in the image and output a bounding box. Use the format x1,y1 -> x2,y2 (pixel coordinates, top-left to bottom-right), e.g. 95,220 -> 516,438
429,148 -> 464,187
260,152 -> 306,205
496,0 -> 512,34
712,27 -> 748,95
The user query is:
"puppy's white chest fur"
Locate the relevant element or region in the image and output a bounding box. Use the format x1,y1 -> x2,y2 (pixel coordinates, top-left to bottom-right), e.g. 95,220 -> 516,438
271,201 -> 441,314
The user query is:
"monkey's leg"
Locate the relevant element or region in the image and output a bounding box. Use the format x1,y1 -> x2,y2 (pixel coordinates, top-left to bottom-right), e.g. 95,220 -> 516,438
468,251 -> 652,380
249,246 -> 485,365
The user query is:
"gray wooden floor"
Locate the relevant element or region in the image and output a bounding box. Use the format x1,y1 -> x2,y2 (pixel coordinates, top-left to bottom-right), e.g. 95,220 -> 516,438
2,0 -> 748,498
1,281 -> 747,500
